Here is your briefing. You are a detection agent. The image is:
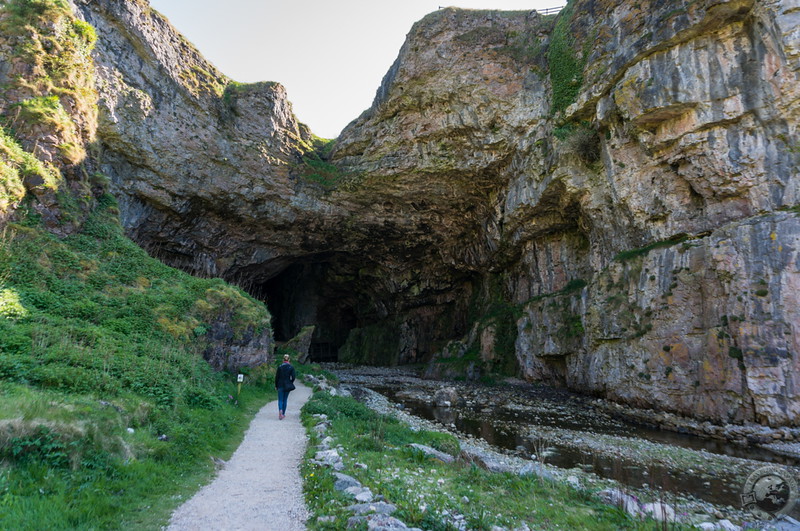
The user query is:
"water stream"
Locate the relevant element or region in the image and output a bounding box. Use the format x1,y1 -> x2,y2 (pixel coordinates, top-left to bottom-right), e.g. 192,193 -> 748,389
359,380 -> 800,511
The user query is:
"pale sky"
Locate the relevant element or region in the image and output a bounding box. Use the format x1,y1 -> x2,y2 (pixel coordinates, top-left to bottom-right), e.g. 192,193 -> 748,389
148,0 -> 561,138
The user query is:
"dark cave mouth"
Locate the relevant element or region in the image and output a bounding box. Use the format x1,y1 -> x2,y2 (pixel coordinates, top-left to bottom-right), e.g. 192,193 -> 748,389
259,260 -> 361,363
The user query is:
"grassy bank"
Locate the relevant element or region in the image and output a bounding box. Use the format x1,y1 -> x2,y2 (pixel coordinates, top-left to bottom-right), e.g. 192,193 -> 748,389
0,198 -> 277,529
300,390 -> 652,530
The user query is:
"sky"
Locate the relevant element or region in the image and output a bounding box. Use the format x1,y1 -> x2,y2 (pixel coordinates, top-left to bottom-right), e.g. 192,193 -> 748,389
148,0 -> 561,138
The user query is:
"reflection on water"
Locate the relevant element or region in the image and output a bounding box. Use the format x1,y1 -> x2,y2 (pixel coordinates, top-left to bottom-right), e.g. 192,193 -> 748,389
369,385 -> 800,509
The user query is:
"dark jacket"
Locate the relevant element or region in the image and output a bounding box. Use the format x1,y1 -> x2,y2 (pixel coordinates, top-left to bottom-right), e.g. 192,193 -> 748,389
275,362 -> 295,390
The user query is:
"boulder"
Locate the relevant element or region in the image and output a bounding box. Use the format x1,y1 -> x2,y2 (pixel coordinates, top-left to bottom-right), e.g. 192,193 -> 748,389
408,443 -> 455,464
433,387 -> 460,408
344,486 -> 374,503
347,501 -> 398,516
519,462 -> 557,482
314,449 -> 343,469
598,488 -> 641,517
333,473 -> 361,492
459,444 -> 516,473
283,325 -> 315,365
716,520 -> 741,531
641,501 -> 676,522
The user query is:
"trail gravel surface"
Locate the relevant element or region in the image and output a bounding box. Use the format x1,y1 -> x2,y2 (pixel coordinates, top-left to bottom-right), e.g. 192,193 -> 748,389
168,383 -> 311,531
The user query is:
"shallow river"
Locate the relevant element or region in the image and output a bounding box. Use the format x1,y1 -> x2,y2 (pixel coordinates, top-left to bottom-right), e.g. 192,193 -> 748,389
333,367 -> 800,515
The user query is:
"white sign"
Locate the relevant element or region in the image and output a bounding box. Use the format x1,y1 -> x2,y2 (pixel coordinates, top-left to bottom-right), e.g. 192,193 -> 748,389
237,374 -> 244,383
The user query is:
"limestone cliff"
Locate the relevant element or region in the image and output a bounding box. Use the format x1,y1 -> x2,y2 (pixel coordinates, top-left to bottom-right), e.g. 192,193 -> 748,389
57,0 -> 800,426
335,0 -> 800,426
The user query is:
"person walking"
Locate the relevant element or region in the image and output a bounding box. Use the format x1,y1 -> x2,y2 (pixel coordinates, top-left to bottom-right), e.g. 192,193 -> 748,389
275,354 -> 296,420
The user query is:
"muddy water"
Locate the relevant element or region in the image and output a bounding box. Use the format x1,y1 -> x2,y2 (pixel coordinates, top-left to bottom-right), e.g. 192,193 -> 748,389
365,382 -> 800,510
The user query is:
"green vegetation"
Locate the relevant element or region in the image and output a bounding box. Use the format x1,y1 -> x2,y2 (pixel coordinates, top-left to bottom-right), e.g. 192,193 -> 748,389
727,346 -> 745,370
338,319 -> 400,366
12,95 -> 73,132
0,4 -> 278,519
0,198 -> 277,528
613,234 -> 690,262
561,278 -> 588,294
294,135 -> 361,190
221,80 -> 280,111
429,274 -> 591,380
299,136 -> 341,187
0,0 -> 71,34
0,0 -> 99,167
179,65 -> 225,97
466,275 -> 524,376
302,391 -> 649,530
0,127 -> 44,205
553,121 -> 601,165
548,1 -> 585,114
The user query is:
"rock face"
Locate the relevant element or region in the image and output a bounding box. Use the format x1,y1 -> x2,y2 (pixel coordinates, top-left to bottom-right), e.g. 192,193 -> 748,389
66,0 -> 800,426
283,325 -> 315,364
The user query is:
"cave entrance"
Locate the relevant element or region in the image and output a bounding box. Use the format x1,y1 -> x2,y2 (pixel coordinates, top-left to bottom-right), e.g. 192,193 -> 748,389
259,260 -> 359,362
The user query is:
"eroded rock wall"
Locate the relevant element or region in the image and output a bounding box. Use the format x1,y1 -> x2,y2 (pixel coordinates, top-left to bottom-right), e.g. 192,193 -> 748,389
333,0 -> 800,425
502,0 -> 800,426
76,0 -> 800,425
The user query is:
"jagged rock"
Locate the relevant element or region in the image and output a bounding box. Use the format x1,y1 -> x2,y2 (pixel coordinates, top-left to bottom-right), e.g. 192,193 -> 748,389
333,473 -> 362,492
366,514 -> 417,530
408,443 -> 455,464
771,516 -> 800,530
306,375 -> 333,393
347,516 -> 367,529
347,514 -> 419,530
313,422 -> 330,436
201,312 -> 273,372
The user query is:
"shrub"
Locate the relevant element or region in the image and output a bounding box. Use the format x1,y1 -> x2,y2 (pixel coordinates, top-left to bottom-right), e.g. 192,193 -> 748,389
3,425 -> 70,468
568,126 -> 600,164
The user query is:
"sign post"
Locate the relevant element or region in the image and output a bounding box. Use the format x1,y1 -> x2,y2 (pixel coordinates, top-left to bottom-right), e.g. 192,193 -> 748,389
237,373 -> 244,397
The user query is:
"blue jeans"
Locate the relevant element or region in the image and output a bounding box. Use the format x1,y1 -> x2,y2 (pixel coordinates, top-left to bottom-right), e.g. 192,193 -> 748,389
278,388 -> 290,414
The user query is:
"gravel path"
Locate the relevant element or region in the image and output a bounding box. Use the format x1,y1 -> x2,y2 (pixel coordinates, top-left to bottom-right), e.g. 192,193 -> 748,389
168,383 -> 311,531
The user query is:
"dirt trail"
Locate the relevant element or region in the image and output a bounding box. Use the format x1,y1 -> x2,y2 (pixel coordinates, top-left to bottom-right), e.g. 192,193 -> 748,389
168,383 -> 311,531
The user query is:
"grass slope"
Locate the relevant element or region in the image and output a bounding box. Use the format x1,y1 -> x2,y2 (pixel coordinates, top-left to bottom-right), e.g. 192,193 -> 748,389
0,198 -> 277,529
